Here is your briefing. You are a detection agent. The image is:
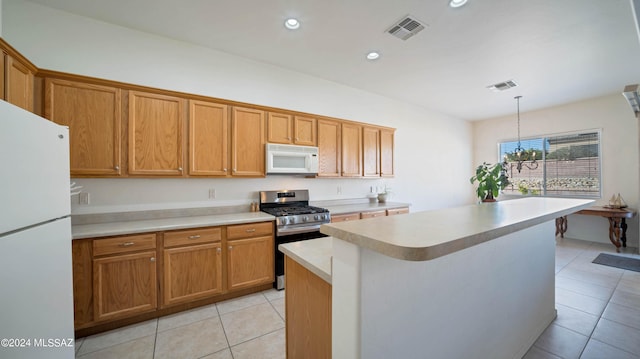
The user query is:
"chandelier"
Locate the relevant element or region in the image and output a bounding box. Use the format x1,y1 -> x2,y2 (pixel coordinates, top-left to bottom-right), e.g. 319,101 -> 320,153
509,96 -> 538,173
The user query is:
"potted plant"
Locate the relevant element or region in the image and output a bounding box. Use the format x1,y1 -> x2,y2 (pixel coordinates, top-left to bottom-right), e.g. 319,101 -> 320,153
469,162 -> 510,202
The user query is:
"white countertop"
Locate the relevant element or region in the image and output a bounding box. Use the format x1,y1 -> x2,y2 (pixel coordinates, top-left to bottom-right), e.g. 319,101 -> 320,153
72,212 -> 275,239
321,197 -> 593,261
278,237 -> 333,284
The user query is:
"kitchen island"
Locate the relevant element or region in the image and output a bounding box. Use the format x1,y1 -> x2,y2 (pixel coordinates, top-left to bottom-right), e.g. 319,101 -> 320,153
283,197 -> 593,359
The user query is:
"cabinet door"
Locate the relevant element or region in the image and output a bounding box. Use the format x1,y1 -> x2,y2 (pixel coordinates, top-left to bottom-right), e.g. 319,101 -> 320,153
294,116 -> 317,146
231,107 -> 265,176
163,243 -> 222,306
189,100 -> 228,176
267,112 -> 293,144
93,251 -> 157,321
317,119 -> 341,177
129,91 -> 185,176
341,123 -> 362,177
5,55 -> 34,112
380,129 -> 395,177
227,236 -> 274,291
45,78 -> 122,176
363,126 -> 380,177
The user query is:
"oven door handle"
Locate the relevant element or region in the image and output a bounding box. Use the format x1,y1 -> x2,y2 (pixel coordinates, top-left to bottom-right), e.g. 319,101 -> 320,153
277,225 -> 324,236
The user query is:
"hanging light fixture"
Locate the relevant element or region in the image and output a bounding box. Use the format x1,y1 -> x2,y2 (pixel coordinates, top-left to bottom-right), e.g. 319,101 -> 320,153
509,96 -> 538,173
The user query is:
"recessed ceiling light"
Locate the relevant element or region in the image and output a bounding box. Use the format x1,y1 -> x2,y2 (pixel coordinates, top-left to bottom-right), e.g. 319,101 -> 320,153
449,0 -> 468,8
366,52 -> 380,61
284,18 -> 300,30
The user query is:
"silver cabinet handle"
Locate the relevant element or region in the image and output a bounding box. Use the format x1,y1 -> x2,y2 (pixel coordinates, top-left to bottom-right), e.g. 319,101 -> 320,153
245,228 -> 256,233
233,168 -> 237,172
178,167 -> 183,172
188,235 -> 201,239
223,168 -> 227,172
228,246 -> 233,250
114,166 -> 120,171
150,257 -> 156,262
119,242 -> 135,247
217,248 -> 221,253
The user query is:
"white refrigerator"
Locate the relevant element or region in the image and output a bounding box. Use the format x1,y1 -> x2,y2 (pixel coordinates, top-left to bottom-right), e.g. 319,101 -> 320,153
0,100 -> 75,358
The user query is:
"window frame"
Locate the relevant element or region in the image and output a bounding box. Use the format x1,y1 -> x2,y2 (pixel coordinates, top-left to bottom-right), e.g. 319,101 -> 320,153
496,128 -> 602,199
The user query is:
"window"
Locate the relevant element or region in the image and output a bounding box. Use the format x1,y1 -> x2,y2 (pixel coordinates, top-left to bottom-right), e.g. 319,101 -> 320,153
498,130 -> 601,198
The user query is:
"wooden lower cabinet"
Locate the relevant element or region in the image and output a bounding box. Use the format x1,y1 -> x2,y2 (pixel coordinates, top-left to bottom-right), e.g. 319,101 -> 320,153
72,222 -> 276,334
285,256 -> 331,359
387,207 -> 410,216
332,207 -> 410,223
163,243 -> 222,306
360,210 -> 386,219
227,235 -> 274,291
330,213 -> 360,223
93,250 -> 158,322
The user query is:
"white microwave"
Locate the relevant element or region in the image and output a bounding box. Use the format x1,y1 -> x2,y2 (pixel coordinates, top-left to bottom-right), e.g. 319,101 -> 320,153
266,143 -> 319,175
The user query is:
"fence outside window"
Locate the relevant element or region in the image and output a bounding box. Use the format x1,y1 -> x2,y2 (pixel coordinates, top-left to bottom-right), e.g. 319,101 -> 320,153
498,130 -> 601,198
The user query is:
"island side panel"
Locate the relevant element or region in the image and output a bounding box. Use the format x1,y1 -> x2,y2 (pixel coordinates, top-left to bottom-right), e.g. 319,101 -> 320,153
331,238 -> 362,359
342,221 -> 556,359
284,256 -> 332,358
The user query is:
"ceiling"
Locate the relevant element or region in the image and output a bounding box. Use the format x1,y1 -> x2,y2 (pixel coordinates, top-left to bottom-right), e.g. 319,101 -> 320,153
24,0 -> 640,121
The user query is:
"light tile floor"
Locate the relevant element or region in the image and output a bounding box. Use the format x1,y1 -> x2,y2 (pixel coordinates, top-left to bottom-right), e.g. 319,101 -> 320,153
75,238 -> 640,359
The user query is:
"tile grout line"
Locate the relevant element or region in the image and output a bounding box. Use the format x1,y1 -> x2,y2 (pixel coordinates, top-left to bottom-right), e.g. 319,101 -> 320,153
215,301 -> 235,358
152,318 -> 158,359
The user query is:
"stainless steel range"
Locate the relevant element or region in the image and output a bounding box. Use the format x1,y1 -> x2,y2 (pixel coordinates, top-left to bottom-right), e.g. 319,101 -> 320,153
259,189 -> 330,290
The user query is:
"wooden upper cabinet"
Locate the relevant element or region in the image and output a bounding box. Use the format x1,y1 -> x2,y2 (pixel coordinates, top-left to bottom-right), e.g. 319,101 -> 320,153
341,122 -> 362,177
4,54 -> 34,112
267,113 -> 317,146
363,126 -> 380,177
188,100 -> 229,176
45,78 -> 122,176
231,106 -> 265,177
380,129 -> 395,177
294,116 -> 316,146
317,119 -> 341,177
267,112 -> 293,144
128,91 -> 185,176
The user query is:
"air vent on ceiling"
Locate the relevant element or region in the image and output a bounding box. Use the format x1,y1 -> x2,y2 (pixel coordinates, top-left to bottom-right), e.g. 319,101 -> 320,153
387,15 -> 427,40
486,80 -> 518,92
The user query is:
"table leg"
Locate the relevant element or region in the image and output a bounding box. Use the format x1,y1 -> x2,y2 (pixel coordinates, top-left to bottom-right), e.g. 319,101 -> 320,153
621,218 -> 628,248
607,217 -> 622,251
555,216 -> 567,238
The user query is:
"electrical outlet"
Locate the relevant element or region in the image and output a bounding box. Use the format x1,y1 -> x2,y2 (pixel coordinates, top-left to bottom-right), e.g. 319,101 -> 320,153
78,192 -> 90,205
370,186 -> 375,193
208,189 -> 216,199
337,186 -> 342,195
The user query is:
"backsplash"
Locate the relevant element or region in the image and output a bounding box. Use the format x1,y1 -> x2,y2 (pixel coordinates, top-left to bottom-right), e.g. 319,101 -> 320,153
70,177 -> 391,215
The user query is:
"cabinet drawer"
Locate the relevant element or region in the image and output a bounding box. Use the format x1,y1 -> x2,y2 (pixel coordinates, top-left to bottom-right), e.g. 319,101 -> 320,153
387,207 -> 410,216
164,227 -> 222,248
360,210 -> 387,219
227,222 -> 273,240
331,213 -> 360,223
93,233 -> 157,256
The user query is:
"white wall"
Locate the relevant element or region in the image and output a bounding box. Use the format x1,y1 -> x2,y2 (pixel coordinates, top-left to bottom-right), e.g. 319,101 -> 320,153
2,0 -> 473,214
473,94 -> 640,247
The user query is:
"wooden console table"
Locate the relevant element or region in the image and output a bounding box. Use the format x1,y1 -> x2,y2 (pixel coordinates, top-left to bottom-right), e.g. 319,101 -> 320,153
555,206 -> 637,250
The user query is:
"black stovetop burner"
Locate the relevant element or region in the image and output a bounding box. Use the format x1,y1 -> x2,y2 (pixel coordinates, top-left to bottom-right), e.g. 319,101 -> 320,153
261,205 -> 329,217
